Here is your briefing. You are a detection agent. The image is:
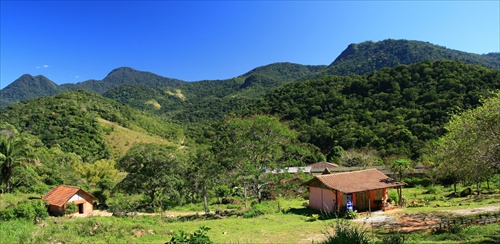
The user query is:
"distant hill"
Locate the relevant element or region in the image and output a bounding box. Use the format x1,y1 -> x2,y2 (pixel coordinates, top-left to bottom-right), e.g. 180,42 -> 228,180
103,62 -> 326,123
0,74 -> 64,107
1,67 -> 185,108
60,67 -> 185,93
0,90 -> 185,162
323,39 -> 500,76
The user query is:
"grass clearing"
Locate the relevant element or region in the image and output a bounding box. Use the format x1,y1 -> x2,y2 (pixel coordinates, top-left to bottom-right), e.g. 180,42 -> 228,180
98,118 -> 176,157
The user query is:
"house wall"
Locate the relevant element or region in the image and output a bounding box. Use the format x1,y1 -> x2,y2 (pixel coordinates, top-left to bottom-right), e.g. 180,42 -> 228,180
352,188 -> 387,212
309,187 -> 337,213
66,192 -> 94,215
48,205 -> 64,216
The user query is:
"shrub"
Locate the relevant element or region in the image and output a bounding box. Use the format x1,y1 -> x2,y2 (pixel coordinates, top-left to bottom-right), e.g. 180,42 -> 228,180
403,177 -> 431,187
345,210 -> 358,219
376,231 -> 406,244
108,194 -> 141,216
166,226 -> 212,244
243,201 -> 281,218
0,200 -> 48,221
64,203 -> 78,215
424,185 -> 439,194
322,219 -> 370,244
388,191 -> 398,204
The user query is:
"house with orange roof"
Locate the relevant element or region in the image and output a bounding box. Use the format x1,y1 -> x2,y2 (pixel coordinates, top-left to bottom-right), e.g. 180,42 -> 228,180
43,185 -> 97,216
303,169 -> 405,213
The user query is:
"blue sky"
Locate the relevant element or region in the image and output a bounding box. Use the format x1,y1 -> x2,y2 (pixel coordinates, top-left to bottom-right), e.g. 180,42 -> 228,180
1,1 -> 499,89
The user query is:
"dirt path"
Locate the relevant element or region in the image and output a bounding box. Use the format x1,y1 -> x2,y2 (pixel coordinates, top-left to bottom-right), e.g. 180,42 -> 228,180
352,205 -> 500,232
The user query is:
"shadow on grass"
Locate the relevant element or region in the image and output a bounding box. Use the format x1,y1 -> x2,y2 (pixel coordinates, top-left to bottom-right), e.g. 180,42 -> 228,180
283,207 -> 340,220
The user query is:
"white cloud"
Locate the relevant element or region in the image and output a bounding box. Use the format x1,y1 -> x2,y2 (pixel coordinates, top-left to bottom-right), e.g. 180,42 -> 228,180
43,64 -> 49,68
75,75 -> 80,78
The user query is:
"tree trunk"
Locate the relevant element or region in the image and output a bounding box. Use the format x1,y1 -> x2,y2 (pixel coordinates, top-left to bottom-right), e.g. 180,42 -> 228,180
453,182 -> 457,194
244,184 -> 248,210
203,184 -> 209,214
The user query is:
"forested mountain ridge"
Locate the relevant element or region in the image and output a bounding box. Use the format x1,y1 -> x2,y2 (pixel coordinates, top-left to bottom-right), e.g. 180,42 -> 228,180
103,62 -> 326,123
312,39 -> 500,78
239,60 -> 500,160
0,90 -> 185,162
2,39 -> 498,109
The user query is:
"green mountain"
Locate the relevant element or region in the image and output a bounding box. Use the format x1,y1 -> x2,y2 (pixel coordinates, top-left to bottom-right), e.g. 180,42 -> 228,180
0,90 -> 185,162
0,67 -> 185,108
1,39 -> 499,122
0,74 -> 64,107
103,62 -> 326,124
323,39 -> 500,76
61,67 -> 185,93
240,60 -> 500,160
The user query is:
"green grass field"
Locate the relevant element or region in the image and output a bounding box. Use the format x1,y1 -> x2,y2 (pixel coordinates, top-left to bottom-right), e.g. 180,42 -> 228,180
1,182 -> 499,243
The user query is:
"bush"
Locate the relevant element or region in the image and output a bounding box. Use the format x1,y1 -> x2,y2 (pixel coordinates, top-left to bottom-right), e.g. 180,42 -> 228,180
108,194 -> 141,216
322,219 -> 370,244
64,203 -> 78,215
403,177 -> 431,187
345,210 -> 357,219
424,185 -> 439,194
388,191 -> 398,204
166,226 -> 212,244
376,231 -> 406,244
0,200 -> 48,221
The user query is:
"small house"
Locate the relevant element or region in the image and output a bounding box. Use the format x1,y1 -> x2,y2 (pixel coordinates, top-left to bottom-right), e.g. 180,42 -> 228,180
43,185 -> 97,216
303,169 -> 405,213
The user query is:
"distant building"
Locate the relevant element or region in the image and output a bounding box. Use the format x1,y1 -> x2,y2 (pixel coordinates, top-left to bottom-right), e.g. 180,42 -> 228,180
302,169 -> 405,213
43,185 -> 97,216
308,161 -> 339,175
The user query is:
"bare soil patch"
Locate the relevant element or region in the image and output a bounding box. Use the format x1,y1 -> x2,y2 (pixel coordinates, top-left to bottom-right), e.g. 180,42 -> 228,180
352,205 -> 499,233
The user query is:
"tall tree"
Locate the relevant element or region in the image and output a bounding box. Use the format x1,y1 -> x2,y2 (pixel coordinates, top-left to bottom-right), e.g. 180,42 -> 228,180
117,143 -> 187,209
214,115 -> 301,204
430,91 -> 500,193
0,134 -> 38,193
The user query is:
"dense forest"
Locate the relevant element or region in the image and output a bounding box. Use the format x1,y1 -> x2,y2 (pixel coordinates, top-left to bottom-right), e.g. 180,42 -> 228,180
241,60 -> 500,159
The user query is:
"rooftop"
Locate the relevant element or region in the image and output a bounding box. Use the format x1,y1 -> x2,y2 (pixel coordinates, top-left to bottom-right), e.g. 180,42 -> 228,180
304,168 -> 405,193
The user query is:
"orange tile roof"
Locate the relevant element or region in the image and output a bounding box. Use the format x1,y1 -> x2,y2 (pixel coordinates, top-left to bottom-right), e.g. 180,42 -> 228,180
304,169 -> 405,194
42,185 -> 96,207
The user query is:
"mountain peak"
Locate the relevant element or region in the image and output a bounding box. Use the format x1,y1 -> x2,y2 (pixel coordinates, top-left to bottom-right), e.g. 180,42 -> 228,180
326,39 -> 500,76
106,67 -> 139,76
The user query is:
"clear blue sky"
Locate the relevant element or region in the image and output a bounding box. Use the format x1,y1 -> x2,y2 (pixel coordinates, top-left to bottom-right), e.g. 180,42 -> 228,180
1,1 -> 499,89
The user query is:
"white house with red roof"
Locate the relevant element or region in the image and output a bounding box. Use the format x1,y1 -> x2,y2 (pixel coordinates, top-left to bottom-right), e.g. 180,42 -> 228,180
43,185 -> 97,216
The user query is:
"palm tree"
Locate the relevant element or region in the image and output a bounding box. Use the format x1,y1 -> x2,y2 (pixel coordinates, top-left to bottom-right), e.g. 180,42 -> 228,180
0,135 -> 37,193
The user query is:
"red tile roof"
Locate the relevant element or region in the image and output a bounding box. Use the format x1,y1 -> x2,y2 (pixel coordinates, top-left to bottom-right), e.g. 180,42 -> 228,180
304,169 -> 405,194
42,185 -> 96,207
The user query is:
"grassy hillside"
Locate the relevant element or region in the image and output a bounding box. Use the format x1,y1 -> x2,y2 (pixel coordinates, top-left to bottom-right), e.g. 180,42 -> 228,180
98,118 -> 177,158
0,90 -> 184,162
